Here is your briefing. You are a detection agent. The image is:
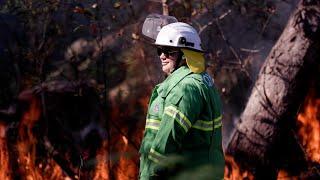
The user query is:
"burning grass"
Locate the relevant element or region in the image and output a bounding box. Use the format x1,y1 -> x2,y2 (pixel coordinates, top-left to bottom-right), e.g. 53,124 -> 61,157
224,155 -> 254,180
297,87 -> 320,163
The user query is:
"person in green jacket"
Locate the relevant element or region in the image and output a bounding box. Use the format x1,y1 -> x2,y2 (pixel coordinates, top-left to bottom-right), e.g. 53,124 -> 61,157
139,22 -> 224,180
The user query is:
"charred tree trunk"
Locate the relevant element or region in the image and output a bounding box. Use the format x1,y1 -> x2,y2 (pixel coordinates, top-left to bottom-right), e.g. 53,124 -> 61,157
226,0 -> 320,178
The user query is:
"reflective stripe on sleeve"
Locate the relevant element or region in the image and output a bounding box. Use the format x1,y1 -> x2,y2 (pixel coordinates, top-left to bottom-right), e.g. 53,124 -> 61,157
148,148 -> 166,164
145,119 -> 161,130
214,115 -> 222,129
192,120 -> 213,131
192,115 -> 222,131
164,106 -> 192,133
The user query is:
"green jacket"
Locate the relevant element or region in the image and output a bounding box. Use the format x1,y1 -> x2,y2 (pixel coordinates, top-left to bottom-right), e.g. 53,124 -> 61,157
139,66 -> 224,179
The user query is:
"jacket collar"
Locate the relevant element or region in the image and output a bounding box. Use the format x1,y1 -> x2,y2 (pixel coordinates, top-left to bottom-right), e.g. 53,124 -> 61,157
158,66 -> 192,98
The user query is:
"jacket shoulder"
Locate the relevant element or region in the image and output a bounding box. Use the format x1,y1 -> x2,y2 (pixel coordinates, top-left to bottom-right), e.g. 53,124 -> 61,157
179,73 -> 206,89
178,74 -> 202,90
164,74 -> 201,105
186,72 -> 215,88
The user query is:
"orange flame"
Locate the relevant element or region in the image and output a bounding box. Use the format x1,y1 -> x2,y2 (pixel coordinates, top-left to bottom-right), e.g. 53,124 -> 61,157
101,88 -> 147,179
93,135 -> 139,180
16,97 -> 68,179
93,140 -> 109,180
277,170 -> 298,180
1,85 -> 148,179
224,155 -> 254,180
0,122 -> 11,180
115,135 -> 138,180
297,88 -> 320,163
16,98 -> 42,179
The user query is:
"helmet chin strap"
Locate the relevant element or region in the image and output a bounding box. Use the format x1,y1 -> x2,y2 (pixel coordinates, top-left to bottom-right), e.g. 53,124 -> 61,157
173,50 -> 185,72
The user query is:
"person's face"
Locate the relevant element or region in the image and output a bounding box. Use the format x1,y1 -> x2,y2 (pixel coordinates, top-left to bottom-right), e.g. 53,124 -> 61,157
157,47 -> 180,75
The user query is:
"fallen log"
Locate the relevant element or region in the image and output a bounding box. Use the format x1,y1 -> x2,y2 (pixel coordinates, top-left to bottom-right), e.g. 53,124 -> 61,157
226,0 -> 320,178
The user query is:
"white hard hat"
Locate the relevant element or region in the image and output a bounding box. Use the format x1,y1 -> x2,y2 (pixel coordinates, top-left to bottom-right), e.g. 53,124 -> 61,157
155,22 -> 203,52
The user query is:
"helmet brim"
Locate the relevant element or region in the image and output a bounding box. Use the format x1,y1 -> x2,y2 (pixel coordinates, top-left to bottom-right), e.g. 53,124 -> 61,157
152,43 -> 205,53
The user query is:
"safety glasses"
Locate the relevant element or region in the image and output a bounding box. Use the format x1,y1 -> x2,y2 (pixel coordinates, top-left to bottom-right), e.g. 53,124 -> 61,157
157,47 -> 179,57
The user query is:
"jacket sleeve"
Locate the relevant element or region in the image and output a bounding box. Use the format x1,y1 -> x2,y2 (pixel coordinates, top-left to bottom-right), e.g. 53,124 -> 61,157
147,79 -> 203,171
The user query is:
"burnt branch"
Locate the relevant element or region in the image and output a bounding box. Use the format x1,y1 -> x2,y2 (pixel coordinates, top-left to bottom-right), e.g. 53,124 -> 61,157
226,0 -> 320,177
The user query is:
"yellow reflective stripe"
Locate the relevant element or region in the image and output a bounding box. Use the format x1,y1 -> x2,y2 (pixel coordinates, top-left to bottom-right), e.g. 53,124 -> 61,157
148,154 -> 160,163
164,106 -> 192,132
214,116 -> 222,123
192,120 -> 213,131
214,115 -> 222,129
192,115 -> 222,131
214,121 -> 222,129
145,125 -> 159,130
145,119 -> 161,130
148,148 -> 166,164
150,148 -> 166,159
147,119 -> 161,123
